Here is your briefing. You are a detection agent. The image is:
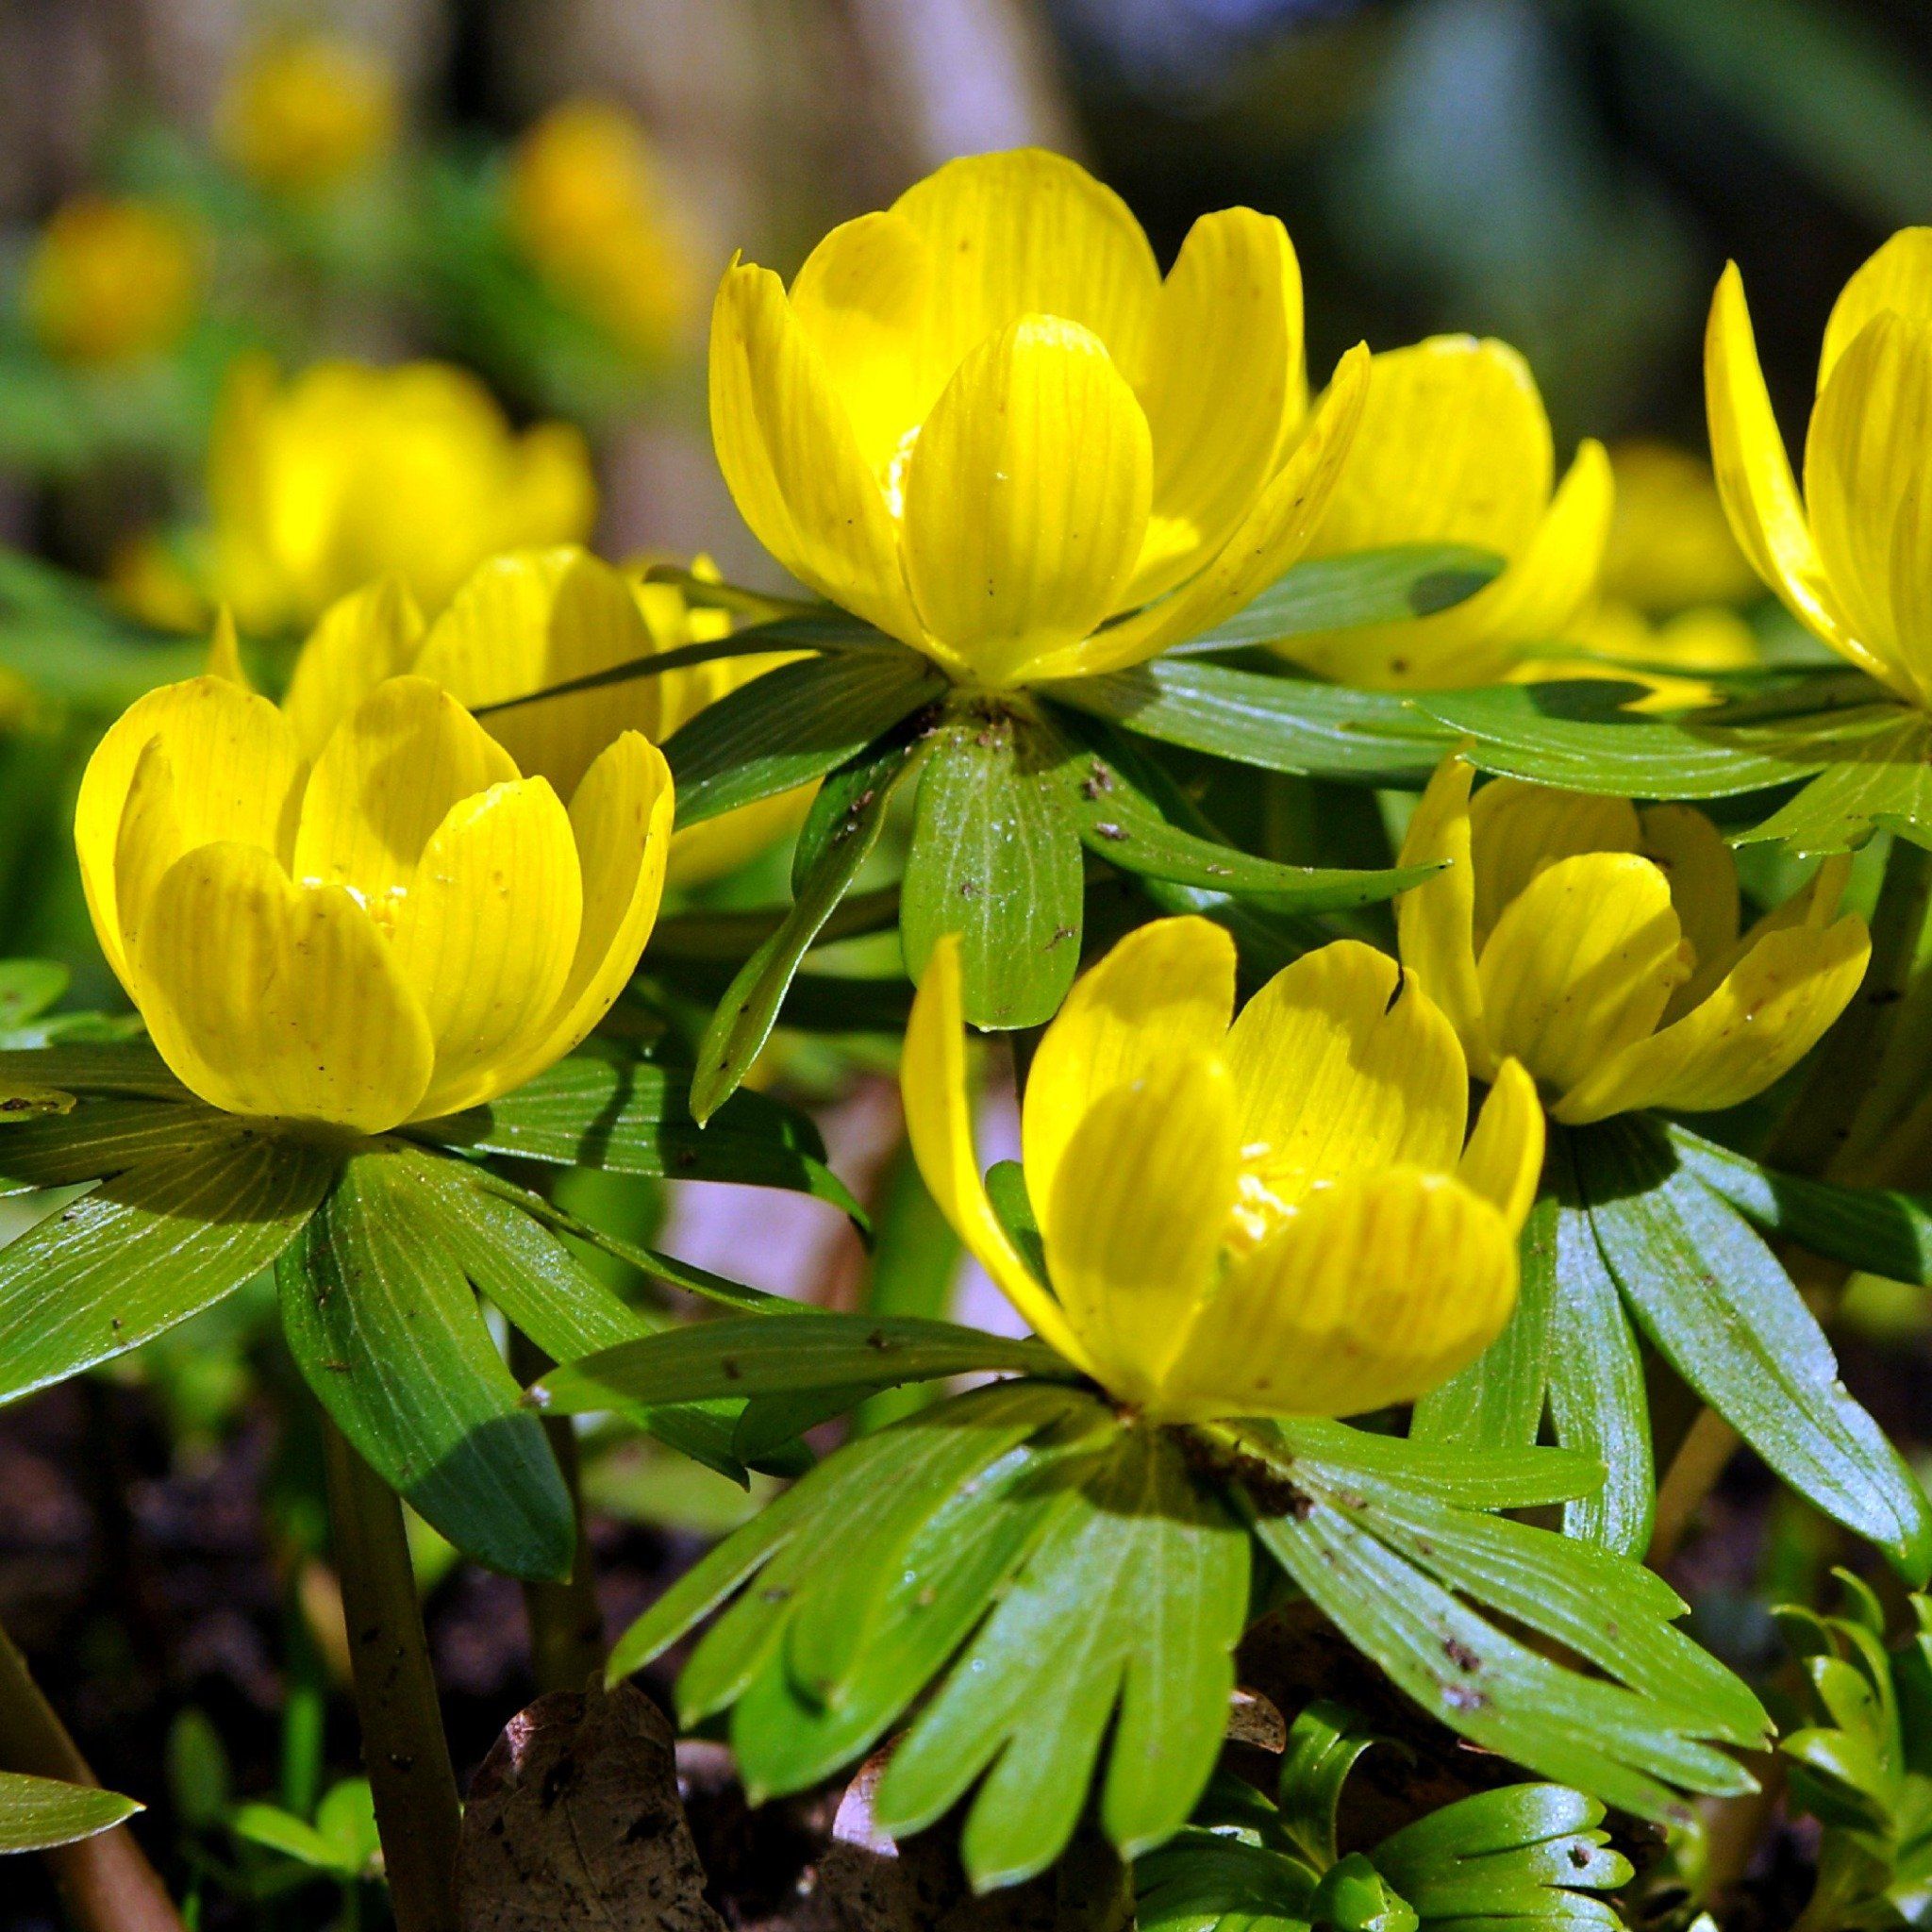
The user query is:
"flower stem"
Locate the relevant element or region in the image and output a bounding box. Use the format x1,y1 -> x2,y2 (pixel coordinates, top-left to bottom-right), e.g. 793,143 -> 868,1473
321,1417 -> 461,1932
0,1619 -> 186,1932
508,1329 -> 605,1693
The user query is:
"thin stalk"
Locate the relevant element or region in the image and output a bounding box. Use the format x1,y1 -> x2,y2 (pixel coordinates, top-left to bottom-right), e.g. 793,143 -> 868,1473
321,1419 -> 461,1932
0,1620 -> 186,1932
508,1329 -> 605,1693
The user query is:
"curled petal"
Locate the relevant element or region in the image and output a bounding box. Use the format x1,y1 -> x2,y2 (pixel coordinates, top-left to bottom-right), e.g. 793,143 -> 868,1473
1819,227 -> 1932,391
1457,1058 -> 1544,1232
281,575 -> 425,758
1395,755 -> 1485,1070
1467,777 -> 1641,948
1639,804 -> 1740,1008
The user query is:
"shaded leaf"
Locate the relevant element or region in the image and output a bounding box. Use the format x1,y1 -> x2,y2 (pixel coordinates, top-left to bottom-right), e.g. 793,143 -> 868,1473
0,1770 -> 141,1853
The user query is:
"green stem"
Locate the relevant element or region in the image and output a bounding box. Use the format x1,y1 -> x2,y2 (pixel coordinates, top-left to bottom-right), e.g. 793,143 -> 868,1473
0,1620 -> 186,1932
321,1419 -> 461,1932
508,1330 -> 606,1693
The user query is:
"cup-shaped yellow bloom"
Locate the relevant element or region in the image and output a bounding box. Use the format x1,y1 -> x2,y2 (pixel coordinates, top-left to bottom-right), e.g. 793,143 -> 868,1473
275,551 -> 808,890
25,195 -> 199,367
1395,756 -> 1871,1125
219,36 -> 397,196
508,100 -> 692,360
75,671 -> 671,1136
205,358 -> 595,633
1278,337 -> 1613,689
1601,441 -> 1757,615
1708,229 -> 1932,708
902,917 -> 1542,1423
710,147 -> 1371,691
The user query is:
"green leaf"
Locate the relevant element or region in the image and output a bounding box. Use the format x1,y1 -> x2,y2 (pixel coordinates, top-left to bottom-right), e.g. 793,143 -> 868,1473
0,1102 -> 333,1405
1276,1700 -> 1389,1870
0,961 -> 68,1029
278,1148 -> 574,1582
1047,658 -> 1441,785
536,1311 -> 1071,1413
0,1771 -> 141,1853
0,1040 -> 186,1101
230,1803 -> 351,1874
664,643 -> 946,825
854,1145 -> 964,1433
1134,1827 -> 1319,1932
1732,710 -> 1932,854
875,1421 -> 1251,1888
1574,1115 -> 1932,1581
690,729 -> 918,1123
408,1047 -> 864,1224
900,703 -> 1086,1030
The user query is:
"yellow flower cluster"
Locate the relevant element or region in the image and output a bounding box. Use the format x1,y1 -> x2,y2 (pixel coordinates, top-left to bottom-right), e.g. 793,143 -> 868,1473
219,36 -> 397,197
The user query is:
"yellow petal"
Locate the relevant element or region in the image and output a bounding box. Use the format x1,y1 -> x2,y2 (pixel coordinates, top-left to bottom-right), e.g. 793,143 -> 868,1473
1155,1169 -> 1517,1422
900,933 -> 1097,1373
1223,939 -> 1467,1209
1555,913 -> 1870,1124
889,148 -> 1160,382
134,841 -> 434,1132
1705,265 -> 1893,691
111,738 -> 186,984
1819,227 -> 1932,390
1477,852 -> 1689,1095
280,575 -> 426,758
1394,754 -> 1485,1069
292,675 -> 518,906
390,778 -> 584,1119
1022,916 -> 1237,1226
1126,208 -> 1304,604
1041,1054 -> 1238,1407
1804,309 -> 1932,701
1457,1058 -> 1544,1231
1046,341 -> 1371,678
708,261 -> 926,650
205,608 -> 247,685
478,732 -> 674,1101
1671,852 -> 1850,1021
1466,777 -> 1641,948
900,314 -> 1152,686
75,675 -> 305,985
1639,804 -> 1739,997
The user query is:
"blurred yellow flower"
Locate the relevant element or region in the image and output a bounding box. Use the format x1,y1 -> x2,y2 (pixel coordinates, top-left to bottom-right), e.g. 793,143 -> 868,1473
711,147 -> 1369,691
1601,441 -> 1757,614
1512,600 -> 1761,712
204,357 -> 595,633
1708,228 -> 1932,708
25,195 -> 198,367
219,36 -> 397,196
277,551 -> 810,888
903,917 -> 1541,1422
76,660 -> 670,1135
508,99 -> 692,360
1396,755 -> 1869,1124
1278,337 -> 1612,689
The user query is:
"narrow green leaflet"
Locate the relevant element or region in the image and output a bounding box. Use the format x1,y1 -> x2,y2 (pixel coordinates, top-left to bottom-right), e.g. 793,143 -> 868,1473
278,1147 -> 574,1582
408,1046 -> 863,1222
663,642 -> 946,825
535,1310 -> 1071,1414
0,1101 -> 333,1405
1167,543 -> 1505,657
1574,1116 -> 1932,1581
1732,709 -> 1932,853
1046,658 -> 1441,785
0,1040 -> 187,1101
854,1146 -> 964,1433
1134,1829 -> 1318,1932
900,706 -> 1086,1030
0,1771 -> 142,1852
1275,1701 -> 1388,1869
690,730 -> 919,1123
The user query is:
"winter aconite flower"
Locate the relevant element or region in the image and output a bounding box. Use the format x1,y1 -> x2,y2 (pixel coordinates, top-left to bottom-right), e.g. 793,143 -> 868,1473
1276,337 -> 1612,689
75,667 -> 670,1135
903,917 -> 1542,1421
275,551 -> 808,888
202,358 -> 595,634
710,147 -> 1370,690
219,35 -> 397,197
1600,441 -> 1757,615
25,195 -> 199,367
1708,228 -> 1932,708
1395,756 -> 1870,1124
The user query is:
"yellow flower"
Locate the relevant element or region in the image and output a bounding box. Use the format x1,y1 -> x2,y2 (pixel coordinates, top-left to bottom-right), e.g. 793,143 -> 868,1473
203,357 -> 595,633
710,147 -> 1370,691
219,36 -> 397,196
75,663 -> 670,1136
902,917 -> 1542,1423
1708,228 -> 1932,708
1601,440 -> 1757,614
276,550 -> 809,889
508,99 -> 692,360
1511,600 -> 1762,713
1277,337 -> 1613,689
1395,755 -> 1870,1124
25,195 -> 198,367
